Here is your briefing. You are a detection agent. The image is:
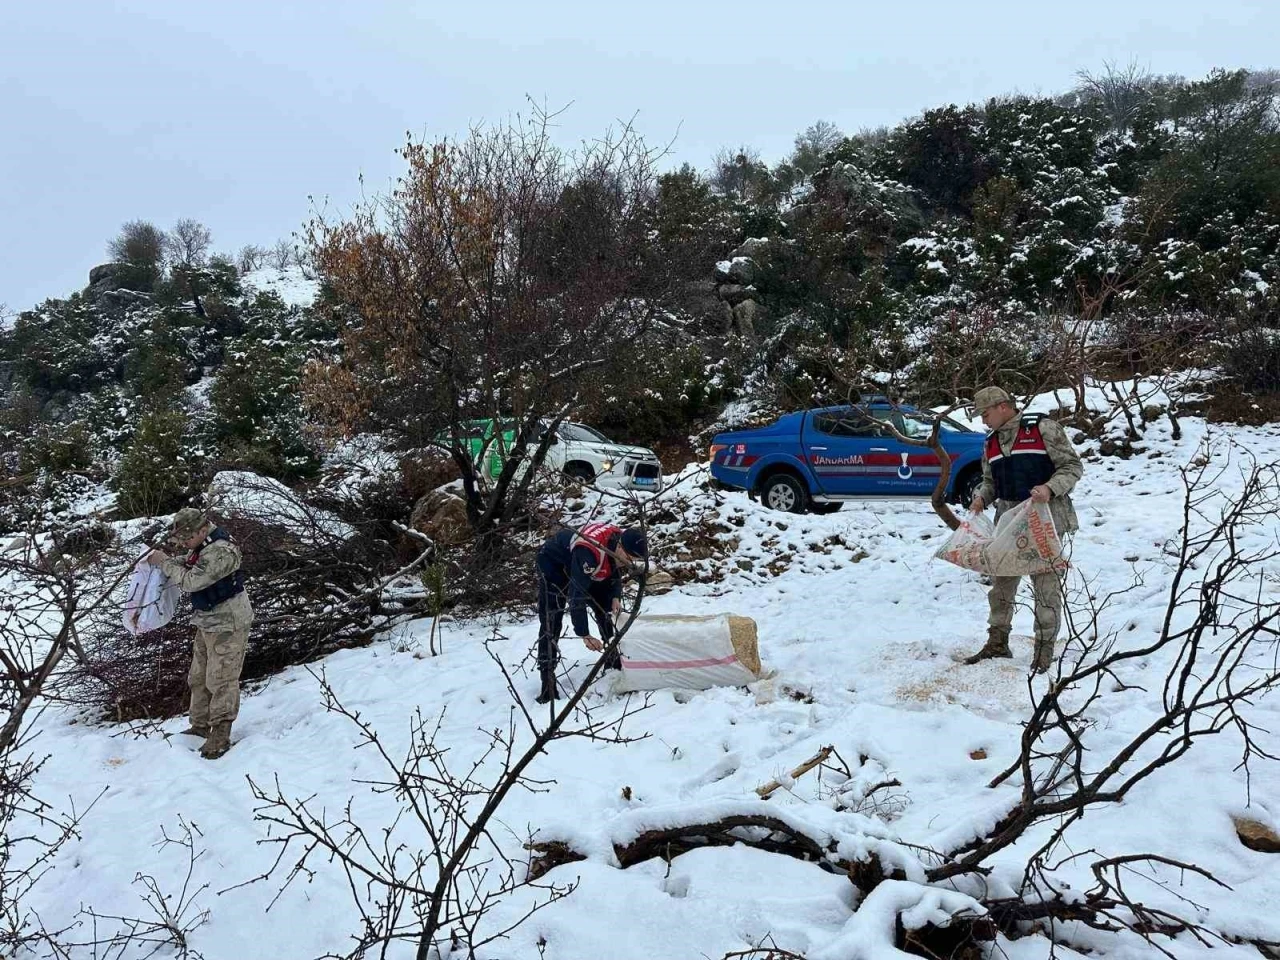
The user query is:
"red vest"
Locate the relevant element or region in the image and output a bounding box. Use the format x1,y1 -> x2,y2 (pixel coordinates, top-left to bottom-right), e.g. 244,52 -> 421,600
571,522 -> 622,580
985,415 -> 1055,502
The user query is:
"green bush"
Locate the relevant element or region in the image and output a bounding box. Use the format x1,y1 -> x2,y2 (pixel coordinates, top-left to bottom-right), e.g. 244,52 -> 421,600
591,342 -> 736,444
107,220 -> 167,291
123,314 -> 191,401
20,420 -> 94,474
208,339 -> 317,480
8,297 -> 114,392
115,409 -> 191,518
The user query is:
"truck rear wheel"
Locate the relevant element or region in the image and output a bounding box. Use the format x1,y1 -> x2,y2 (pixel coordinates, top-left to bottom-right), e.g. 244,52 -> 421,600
760,473 -> 809,513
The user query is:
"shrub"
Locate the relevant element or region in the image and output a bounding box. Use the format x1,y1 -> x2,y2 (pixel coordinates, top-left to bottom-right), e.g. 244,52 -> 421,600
20,420 -> 93,474
590,342 -> 733,444
115,409 -> 191,518
107,220 -> 166,290
122,315 -> 191,401
8,297 -> 114,392
1219,323 -> 1280,393
208,339 -> 317,480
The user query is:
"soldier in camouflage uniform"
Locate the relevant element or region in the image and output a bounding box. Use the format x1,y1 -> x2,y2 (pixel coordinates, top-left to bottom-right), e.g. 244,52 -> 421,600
963,387 -> 1083,673
146,508 -> 253,759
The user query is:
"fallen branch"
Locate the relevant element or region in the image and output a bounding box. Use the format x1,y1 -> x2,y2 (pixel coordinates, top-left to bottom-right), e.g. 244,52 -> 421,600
528,810 -> 913,896
755,745 -> 834,798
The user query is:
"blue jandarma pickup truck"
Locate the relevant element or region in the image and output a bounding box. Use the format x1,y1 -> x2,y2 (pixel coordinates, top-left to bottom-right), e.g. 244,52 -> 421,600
709,399 -> 986,514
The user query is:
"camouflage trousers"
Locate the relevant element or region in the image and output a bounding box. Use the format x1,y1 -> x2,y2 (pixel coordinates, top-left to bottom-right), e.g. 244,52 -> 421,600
189,627 -> 249,727
987,570 -> 1063,644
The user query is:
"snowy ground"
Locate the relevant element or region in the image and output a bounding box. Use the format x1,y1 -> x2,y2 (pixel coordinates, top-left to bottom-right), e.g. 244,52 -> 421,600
239,265 -> 320,308
17,411 -> 1280,959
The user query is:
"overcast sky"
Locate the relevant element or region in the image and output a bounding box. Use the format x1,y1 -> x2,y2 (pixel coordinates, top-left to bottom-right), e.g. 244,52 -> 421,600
2,0 -> 1276,312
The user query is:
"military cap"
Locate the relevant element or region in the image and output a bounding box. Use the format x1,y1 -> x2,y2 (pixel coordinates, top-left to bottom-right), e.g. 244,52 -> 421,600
973,386 -> 1014,413
168,507 -> 210,543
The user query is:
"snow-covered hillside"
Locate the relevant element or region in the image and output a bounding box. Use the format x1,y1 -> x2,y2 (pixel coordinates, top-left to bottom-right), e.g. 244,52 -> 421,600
18,412 -> 1280,959
239,265 -> 320,308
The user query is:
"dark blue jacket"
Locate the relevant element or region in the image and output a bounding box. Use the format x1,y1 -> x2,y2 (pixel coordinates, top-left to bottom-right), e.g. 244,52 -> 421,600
189,527 -> 246,612
538,529 -> 623,637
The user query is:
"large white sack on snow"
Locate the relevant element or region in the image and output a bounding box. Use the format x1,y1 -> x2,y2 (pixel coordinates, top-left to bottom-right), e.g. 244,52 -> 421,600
615,613 -> 761,692
122,564 -> 180,636
934,499 -> 1067,578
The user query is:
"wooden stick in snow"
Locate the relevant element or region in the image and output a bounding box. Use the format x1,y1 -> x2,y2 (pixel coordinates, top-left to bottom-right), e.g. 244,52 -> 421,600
755,745 -> 834,799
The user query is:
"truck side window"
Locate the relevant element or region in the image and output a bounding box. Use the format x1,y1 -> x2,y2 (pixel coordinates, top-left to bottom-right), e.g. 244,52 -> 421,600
813,410 -> 882,437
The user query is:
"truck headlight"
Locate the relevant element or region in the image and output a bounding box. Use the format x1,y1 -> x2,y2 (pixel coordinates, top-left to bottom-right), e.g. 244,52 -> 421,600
601,459 -> 614,472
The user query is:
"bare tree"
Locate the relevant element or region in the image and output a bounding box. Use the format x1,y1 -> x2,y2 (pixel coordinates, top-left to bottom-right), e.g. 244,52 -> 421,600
164,218 -> 213,268
1098,308 -> 1213,445
0,535 -> 128,754
1076,59 -> 1156,133
236,244 -> 268,273
304,107 -> 675,556
710,144 -> 772,202
790,120 -> 844,178
0,533 -> 136,952
0,722 -> 95,954
1243,67 -> 1280,97
68,819 -> 211,959
848,125 -> 891,151
921,450 -> 1280,951
268,238 -> 295,270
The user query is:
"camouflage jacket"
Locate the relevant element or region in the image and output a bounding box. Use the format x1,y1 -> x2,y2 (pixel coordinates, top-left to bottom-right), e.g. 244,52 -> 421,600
160,540 -> 254,633
977,414 -> 1083,535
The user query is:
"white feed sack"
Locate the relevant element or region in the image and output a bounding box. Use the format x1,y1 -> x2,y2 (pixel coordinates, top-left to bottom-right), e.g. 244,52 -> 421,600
935,499 -> 1068,578
122,564 -> 181,636
615,613 -> 762,692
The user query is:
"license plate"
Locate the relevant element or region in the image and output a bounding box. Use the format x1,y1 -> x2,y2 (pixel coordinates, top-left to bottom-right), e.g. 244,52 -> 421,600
633,476 -> 656,485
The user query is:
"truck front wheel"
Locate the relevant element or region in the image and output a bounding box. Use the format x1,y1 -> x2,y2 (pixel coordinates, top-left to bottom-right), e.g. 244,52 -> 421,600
760,473 -> 810,513
953,466 -> 981,507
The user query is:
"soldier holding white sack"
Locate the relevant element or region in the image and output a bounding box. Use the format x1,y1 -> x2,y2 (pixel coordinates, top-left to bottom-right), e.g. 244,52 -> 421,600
145,508 -> 253,759
963,386 -> 1083,673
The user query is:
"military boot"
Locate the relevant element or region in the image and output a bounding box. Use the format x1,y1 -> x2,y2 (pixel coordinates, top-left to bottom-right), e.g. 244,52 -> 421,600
1031,638 -> 1055,674
535,667 -> 559,705
964,627 -> 1012,665
200,723 -> 232,760
180,724 -> 210,738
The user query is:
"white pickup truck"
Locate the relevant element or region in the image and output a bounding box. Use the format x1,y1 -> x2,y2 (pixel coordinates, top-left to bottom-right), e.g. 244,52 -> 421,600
463,419 -> 664,492
539,422 -> 663,492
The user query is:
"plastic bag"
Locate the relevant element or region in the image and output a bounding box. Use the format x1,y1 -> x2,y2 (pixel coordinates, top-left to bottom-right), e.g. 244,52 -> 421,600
935,499 -> 1067,577
122,563 -> 180,636
615,613 -> 762,692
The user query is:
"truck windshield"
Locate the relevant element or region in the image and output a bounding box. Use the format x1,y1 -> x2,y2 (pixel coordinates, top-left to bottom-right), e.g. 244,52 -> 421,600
559,423 -> 611,443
